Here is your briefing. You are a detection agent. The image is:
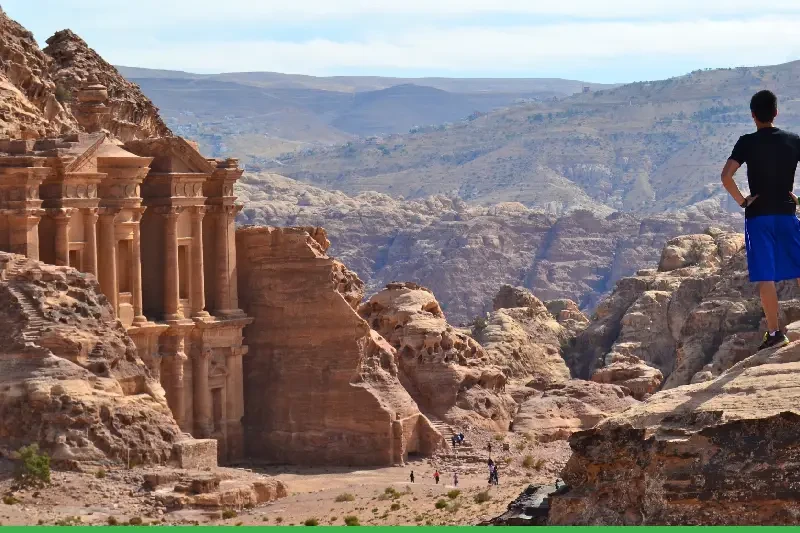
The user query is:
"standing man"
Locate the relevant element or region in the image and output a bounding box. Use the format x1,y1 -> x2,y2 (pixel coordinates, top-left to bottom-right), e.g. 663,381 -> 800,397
410,470 -> 415,484
721,89 -> 800,350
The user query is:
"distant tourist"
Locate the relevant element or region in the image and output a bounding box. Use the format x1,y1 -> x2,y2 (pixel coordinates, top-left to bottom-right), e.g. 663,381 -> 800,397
487,442 -> 492,453
453,472 -> 459,487
410,470 -> 415,483
492,465 -> 499,485
434,470 -> 440,484
722,89 -> 800,350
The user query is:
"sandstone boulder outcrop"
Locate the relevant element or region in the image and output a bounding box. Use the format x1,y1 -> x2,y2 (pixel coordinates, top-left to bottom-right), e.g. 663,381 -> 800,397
0,253 -> 185,466
359,282 -> 516,431
44,30 -> 171,141
236,226 -> 443,466
511,380 -> 637,442
550,336 -> 800,525
473,285 -> 577,384
564,228 -> 795,390
0,8 -> 168,140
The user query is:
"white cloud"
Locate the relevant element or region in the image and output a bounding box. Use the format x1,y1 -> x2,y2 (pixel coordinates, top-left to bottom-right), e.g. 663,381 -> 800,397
26,0 -> 800,26
101,17 -> 800,76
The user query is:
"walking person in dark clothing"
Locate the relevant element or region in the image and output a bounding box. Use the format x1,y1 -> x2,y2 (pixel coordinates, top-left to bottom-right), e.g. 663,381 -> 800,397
721,90 -> 800,350
410,471 -> 415,483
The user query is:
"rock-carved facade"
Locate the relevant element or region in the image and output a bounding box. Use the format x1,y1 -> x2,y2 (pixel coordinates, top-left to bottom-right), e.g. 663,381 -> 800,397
0,107 -> 251,462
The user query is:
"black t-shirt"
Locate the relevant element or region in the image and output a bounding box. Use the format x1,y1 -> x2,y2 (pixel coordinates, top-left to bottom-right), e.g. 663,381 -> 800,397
729,127 -> 800,218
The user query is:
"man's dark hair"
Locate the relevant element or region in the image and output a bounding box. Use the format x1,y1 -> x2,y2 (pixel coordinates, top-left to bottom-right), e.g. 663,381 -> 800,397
750,90 -> 778,123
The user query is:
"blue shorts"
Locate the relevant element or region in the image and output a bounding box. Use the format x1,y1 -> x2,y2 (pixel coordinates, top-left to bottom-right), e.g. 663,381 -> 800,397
745,214 -> 800,282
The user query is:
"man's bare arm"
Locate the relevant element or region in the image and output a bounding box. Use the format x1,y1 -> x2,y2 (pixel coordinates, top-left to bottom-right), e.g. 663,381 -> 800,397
721,159 -> 753,206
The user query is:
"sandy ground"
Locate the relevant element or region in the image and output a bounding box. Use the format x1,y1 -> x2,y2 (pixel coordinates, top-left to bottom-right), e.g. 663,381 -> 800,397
0,435 -> 571,526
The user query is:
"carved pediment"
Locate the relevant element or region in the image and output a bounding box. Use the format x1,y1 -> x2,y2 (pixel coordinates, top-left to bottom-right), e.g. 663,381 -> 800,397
125,137 -> 215,175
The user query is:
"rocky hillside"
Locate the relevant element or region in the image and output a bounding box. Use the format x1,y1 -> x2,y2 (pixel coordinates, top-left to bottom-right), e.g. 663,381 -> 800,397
566,227 -> 800,393
257,61 -> 800,214
0,253 -> 184,466
237,172 -> 742,323
0,7 -> 168,140
550,342 -> 800,525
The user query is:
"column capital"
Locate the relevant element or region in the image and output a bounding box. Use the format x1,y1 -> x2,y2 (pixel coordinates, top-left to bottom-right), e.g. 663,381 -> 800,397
98,207 -> 121,219
83,207 -> 99,218
191,205 -> 207,219
155,205 -> 183,219
47,208 -> 75,222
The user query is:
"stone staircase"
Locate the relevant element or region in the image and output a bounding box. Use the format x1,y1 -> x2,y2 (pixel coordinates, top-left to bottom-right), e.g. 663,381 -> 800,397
3,256 -> 47,346
428,416 -> 484,465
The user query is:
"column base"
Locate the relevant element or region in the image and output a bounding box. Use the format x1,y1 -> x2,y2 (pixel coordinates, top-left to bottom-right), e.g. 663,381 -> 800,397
132,315 -> 148,325
164,313 -> 184,321
192,310 -> 212,318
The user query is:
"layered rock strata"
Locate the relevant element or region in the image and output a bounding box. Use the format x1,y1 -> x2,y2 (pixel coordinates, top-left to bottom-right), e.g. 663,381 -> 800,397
0,253 -> 191,466
565,228 -> 800,390
359,282 -> 516,431
550,338 -> 800,525
236,226 -> 443,466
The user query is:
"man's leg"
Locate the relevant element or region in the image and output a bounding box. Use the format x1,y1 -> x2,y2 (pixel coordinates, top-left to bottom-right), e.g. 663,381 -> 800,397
760,281 -> 780,332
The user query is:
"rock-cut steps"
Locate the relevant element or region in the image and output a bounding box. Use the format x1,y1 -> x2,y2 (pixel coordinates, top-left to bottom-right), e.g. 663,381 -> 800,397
428,416 -> 484,465
3,256 -> 47,346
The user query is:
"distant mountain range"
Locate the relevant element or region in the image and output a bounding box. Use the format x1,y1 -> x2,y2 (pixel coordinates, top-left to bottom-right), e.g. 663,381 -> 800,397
116,66 -> 616,161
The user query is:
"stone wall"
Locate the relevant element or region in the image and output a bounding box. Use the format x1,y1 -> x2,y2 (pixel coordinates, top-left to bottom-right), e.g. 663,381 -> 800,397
236,226 -> 443,466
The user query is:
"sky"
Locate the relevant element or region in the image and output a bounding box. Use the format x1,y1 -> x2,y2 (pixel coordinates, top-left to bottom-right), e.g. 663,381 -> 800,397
6,0 -> 800,83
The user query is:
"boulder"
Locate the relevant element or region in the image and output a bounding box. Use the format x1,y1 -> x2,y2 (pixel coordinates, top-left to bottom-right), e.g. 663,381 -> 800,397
550,336 -> 800,525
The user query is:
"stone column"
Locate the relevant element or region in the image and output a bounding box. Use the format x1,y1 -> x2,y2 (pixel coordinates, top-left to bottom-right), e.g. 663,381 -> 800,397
193,345 -> 212,437
225,348 -> 245,460
131,208 -> 146,325
214,205 -> 232,315
53,209 -> 71,267
9,211 -> 41,260
98,209 -> 118,313
162,207 -> 182,321
172,348 -> 189,431
83,208 -> 98,277
190,207 -> 209,317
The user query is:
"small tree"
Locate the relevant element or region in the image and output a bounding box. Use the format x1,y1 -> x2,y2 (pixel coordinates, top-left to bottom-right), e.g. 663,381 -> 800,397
13,444 -> 50,488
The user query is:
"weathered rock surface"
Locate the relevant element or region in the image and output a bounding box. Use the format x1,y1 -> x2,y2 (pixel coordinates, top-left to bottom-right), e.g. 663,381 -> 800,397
236,226 -> 443,466
145,468 -> 287,510
550,337 -> 800,525
0,253 -> 184,466
473,285 -> 576,383
564,228 -> 798,390
0,8 -> 168,140
482,482 -> 568,525
0,8 -> 77,137
43,30 -> 171,141
359,282 -> 516,431
237,172 -> 741,324
591,353 -> 663,400
512,380 -> 637,443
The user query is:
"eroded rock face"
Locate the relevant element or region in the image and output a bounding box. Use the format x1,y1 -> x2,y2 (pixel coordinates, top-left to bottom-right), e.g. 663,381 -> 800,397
564,228 -> 792,390
474,285 -> 576,384
550,338 -> 800,525
236,227 -> 443,466
44,30 -> 171,141
0,8 -> 77,137
237,173 -> 742,325
0,9 -> 168,141
0,254 -> 183,466
512,380 -> 637,443
359,282 -> 516,431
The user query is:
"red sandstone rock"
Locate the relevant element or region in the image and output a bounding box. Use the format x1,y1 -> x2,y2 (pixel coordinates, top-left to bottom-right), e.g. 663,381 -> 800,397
359,282 -> 516,431
0,253 -> 186,466
236,226 -> 443,466
550,336 -> 800,525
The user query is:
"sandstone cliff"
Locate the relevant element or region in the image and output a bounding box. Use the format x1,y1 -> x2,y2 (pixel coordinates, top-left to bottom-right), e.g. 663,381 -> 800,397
550,338 -> 800,525
563,227 -> 800,391
0,253 -> 183,466
0,8 -> 168,141
44,30 -> 171,141
473,285 -> 585,383
0,8 -> 77,137
359,282 -> 516,431
237,172 -> 742,324
236,227 -> 443,466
